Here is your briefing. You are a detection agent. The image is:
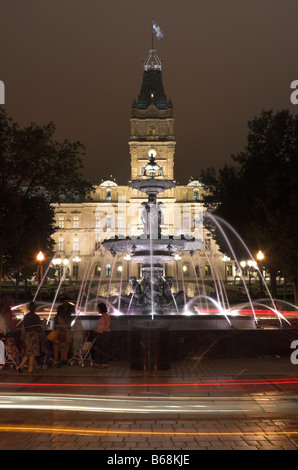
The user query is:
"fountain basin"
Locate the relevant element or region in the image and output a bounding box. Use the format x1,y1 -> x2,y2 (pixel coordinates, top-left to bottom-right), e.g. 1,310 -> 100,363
102,236 -> 203,260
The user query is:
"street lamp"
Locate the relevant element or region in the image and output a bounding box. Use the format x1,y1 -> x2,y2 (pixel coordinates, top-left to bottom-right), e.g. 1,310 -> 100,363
257,250 -> 265,262
72,256 -> 81,284
222,256 -> 230,283
52,257 -> 62,283
256,251 -> 265,297
52,257 -> 69,283
247,260 -> 257,293
174,254 -> 181,290
145,152 -> 161,178
36,251 -> 44,284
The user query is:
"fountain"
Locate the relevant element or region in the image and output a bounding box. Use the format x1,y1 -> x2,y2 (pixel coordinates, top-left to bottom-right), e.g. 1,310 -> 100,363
20,158 -> 296,370
102,153 -> 202,316
28,151 -> 293,334
18,45 -> 295,369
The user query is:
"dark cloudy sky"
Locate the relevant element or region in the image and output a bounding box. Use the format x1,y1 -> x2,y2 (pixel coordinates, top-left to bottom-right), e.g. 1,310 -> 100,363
1,0 -> 297,185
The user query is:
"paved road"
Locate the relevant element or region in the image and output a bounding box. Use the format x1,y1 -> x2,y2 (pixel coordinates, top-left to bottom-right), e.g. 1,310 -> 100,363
1,359 -> 298,450
0,408 -> 298,450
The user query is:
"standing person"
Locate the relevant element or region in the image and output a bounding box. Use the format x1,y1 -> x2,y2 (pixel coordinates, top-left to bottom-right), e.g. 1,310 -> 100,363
0,296 -> 15,335
0,309 -> 7,370
0,338 -> 5,370
51,297 -> 75,365
17,302 -> 42,373
93,303 -> 110,368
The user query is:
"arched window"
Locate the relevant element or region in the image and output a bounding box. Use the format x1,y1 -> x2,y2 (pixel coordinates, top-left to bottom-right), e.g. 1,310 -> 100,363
205,265 -> 211,276
105,264 -> 111,278
193,190 -> 199,201
94,265 -> 102,277
182,263 -> 189,276
149,125 -> 155,136
116,263 -> 123,277
158,167 -> 163,176
106,189 -> 111,201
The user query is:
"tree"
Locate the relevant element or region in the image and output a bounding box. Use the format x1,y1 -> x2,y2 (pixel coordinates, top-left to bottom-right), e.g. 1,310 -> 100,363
0,108 -> 93,297
200,109 -> 298,302
2,195 -> 56,301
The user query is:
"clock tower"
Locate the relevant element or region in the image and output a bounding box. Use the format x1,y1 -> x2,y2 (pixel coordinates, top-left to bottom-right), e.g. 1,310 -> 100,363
129,49 -> 175,181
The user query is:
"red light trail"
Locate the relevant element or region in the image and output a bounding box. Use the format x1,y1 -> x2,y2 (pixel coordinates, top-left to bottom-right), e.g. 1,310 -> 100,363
0,377 -> 298,388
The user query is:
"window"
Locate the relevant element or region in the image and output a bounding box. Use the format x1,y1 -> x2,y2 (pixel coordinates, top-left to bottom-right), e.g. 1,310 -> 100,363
149,126 -> 155,136
105,264 -> 111,278
94,265 -> 102,277
116,263 -> 123,277
58,237 -> 64,251
227,264 -> 233,276
73,216 -> 79,228
158,167 -> 163,176
106,189 -> 111,201
73,237 -> 79,252
72,265 -> 79,278
58,216 -> 64,228
106,216 -> 112,229
205,264 -> 211,276
142,166 -> 146,176
182,263 -> 189,276
193,190 -> 199,201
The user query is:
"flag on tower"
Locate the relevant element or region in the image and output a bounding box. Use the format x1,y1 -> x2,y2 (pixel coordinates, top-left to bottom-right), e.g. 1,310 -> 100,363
152,21 -> 164,41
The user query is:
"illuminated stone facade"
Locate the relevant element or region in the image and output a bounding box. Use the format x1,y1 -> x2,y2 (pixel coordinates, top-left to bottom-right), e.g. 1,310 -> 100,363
51,51 -> 235,298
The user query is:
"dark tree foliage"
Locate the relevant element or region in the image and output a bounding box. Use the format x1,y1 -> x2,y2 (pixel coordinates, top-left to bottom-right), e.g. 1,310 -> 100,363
200,109 -> 298,301
0,108 -> 93,295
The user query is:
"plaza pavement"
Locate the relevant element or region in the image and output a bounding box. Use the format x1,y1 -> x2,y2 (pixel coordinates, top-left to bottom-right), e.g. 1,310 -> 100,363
0,356 -> 298,450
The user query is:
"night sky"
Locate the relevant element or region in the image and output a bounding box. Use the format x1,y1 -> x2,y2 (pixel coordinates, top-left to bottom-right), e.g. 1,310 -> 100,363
1,0 -> 297,185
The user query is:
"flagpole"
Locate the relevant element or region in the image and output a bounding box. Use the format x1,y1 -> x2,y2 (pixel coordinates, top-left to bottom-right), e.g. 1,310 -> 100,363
151,19 -> 154,49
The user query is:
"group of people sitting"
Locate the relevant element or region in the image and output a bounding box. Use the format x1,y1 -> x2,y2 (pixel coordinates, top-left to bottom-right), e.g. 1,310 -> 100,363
0,296 -> 111,372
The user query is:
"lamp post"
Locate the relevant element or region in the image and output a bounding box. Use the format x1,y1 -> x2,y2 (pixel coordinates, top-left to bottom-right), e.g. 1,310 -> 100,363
52,257 -> 62,283
36,251 -> 44,300
222,256 -> 230,283
52,257 -> 69,283
240,260 -> 246,272
174,254 -> 181,291
72,256 -> 81,285
124,254 -> 131,279
256,250 -> 265,297
62,259 -> 69,282
36,251 -> 44,285
247,260 -> 257,294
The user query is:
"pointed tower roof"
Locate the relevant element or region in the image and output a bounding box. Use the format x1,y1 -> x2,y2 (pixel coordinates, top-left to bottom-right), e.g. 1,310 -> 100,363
136,50 -> 168,110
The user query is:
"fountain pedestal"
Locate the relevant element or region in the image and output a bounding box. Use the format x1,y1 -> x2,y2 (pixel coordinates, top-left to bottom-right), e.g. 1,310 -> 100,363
130,320 -> 171,370
102,156 -> 202,317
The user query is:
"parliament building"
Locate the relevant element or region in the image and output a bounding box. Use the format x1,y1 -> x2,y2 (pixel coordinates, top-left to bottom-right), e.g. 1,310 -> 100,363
51,50 -> 236,299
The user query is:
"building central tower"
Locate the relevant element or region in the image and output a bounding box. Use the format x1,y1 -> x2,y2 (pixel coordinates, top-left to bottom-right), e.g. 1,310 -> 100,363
129,50 -> 175,181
